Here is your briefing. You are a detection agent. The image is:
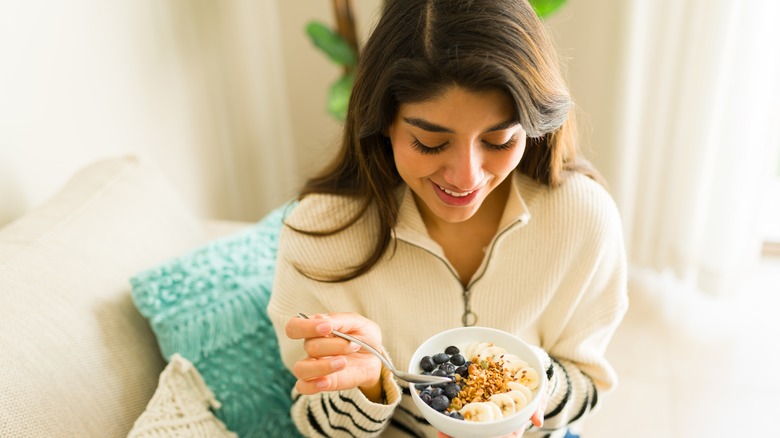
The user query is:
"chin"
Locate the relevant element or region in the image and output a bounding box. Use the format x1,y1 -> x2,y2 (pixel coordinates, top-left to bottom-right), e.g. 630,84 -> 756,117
435,205 -> 480,223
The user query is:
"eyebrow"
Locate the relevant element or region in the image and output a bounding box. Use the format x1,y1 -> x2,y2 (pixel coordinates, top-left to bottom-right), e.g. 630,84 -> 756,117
402,117 -> 518,133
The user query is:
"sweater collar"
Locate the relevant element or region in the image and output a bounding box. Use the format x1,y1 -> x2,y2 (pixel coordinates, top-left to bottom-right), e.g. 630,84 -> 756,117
392,172 -> 531,252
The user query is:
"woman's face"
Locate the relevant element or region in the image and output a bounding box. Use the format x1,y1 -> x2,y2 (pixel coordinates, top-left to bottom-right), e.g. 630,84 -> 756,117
388,86 -> 527,226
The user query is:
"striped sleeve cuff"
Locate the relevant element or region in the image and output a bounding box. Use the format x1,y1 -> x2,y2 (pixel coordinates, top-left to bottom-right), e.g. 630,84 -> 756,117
291,365 -> 402,437
535,356 -> 598,433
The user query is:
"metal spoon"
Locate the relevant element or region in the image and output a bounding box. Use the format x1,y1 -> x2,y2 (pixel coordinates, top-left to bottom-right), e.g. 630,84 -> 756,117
297,313 -> 452,386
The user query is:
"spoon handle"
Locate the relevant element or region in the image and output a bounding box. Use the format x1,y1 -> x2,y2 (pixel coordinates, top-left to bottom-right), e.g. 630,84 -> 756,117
296,313 -> 393,370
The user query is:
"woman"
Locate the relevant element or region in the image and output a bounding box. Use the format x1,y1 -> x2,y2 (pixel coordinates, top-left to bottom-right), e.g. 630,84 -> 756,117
268,0 -> 628,437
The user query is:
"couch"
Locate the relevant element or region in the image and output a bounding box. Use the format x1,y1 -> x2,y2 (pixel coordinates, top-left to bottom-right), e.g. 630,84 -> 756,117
0,155 -> 282,436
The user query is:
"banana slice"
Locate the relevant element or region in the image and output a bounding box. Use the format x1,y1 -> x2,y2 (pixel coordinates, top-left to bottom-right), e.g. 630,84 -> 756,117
514,366 -> 540,390
504,389 -> 529,410
507,381 -> 534,403
500,354 -> 530,373
465,342 -> 494,360
487,400 -> 504,420
459,402 -> 498,422
475,345 -> 508,361
488,393 -> 517,417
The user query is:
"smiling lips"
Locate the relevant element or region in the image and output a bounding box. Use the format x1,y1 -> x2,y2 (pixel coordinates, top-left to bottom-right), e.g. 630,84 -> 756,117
434,182 -> 480,206
437,184 -> 474,197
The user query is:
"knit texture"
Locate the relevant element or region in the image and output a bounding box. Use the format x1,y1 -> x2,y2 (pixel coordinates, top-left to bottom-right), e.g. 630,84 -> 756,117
128,354 -> 237,438
268,172 -> 628,438
0,156 -> 210,437
130,203 -> 301,438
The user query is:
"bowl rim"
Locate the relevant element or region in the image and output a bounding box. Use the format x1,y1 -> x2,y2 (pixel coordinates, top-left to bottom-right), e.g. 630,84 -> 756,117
407,326 -> 547,435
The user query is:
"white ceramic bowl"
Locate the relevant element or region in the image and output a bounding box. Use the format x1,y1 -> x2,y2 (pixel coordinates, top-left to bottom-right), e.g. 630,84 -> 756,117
408,327 -> 546,438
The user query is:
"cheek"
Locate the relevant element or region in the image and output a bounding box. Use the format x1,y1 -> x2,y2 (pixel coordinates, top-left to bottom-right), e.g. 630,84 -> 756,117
507,139 -> 528,169
391,141 -> 419,178
490,145 -> 526,176
391,139 -> 436,178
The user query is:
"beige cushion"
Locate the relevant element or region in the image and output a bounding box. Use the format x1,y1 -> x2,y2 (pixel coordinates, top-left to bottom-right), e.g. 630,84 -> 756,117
0,156 -> 212,437
128,354 -> 237,438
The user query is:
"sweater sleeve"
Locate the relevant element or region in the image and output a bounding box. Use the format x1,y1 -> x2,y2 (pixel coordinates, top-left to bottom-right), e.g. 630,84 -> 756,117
268,211 -> 403,437
528,180 -> 629,437
288,366 -> 403,437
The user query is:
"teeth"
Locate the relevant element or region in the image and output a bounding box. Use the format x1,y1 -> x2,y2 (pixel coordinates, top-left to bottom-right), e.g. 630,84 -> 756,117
438,185 -> 474,197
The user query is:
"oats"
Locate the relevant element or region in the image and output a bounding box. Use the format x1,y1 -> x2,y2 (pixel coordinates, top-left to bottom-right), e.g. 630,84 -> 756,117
454,356 -> 518,407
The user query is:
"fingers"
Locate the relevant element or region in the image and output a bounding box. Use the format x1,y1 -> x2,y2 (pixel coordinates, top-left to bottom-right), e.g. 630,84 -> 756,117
530,407 -> 544,428
293,355 -> 347,381
286,313 -> 335,340
304,336 -> 361,358
530,391 -> 548,427
287,312 -> 382,348
286,312 -> 384,395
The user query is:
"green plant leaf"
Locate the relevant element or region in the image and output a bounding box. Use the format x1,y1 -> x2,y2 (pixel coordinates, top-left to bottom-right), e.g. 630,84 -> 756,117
327,72 -> 354,121
529,0 -> 567,18
306,21 -> 357,67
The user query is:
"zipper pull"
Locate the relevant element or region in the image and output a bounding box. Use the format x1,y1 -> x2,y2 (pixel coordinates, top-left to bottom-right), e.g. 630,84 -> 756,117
461,288 -> 477,327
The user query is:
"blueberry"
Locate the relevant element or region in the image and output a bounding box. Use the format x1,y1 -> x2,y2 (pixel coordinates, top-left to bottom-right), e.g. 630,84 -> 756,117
420,392 -> 432,405
449,411 -> 464,420
430,395 -> 450,412
432,368 -> 448,377
439,362 -> 456,374
432,353 -> 450,364
443,383 -> 461,399
415,383 -> 429,391
454,365 -> 469,378
420,356 -> 436,372
444,345 -> 460,355
450,353 -> 466,366
430,387 -> 444,398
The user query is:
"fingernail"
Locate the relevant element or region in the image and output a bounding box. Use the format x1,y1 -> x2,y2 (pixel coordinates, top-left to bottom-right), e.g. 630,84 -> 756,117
316,379 -> 329,389
349,342 -> 361,352
315,322 -> 331,335
332,356 -> 347,370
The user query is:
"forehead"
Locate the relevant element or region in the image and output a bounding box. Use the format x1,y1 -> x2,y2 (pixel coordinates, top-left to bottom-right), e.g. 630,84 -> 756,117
395,86 -> 516,130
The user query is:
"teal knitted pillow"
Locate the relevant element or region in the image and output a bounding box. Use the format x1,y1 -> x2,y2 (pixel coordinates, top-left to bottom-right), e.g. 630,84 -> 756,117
130,204 -> 301,438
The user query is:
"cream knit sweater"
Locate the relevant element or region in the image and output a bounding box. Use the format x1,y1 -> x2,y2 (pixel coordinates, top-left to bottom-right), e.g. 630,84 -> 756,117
268,171 -> 628,438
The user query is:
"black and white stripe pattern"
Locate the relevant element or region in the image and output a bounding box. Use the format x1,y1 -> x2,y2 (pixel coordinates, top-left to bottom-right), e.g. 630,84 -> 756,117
290,366 -> 402,437
295,391 -> 389,437
531,355 -> 599,436
291,356 -> 600,438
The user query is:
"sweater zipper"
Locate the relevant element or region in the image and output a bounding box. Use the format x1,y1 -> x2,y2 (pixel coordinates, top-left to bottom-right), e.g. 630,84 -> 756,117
398,219 -> 525,327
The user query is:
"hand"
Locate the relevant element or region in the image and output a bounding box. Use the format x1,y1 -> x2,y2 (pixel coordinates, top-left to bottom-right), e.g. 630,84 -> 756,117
285,312 -> 383,398
530,390 -> 548,429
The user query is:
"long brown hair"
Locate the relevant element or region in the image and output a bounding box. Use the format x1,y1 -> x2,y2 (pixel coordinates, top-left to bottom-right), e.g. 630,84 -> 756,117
291,0 -> 600,282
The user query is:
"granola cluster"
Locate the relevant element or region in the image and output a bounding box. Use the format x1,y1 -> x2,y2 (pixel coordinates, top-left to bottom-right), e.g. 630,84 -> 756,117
449,356 -> 514,411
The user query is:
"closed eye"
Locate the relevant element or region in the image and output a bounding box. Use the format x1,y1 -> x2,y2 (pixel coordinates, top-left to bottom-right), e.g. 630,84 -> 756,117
483,135 -> 518,151
411,138 -> 448,155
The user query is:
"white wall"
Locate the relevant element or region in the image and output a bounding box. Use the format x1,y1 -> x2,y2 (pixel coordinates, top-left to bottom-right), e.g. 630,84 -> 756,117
276,0 -> 383,180
1,1 -> 200,224
545,0 -> 630,190
0,0 -> 617,227
1,0 -> 306,225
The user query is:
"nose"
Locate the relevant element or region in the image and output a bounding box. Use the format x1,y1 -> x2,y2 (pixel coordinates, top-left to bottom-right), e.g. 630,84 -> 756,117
443,141 -> 484,190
